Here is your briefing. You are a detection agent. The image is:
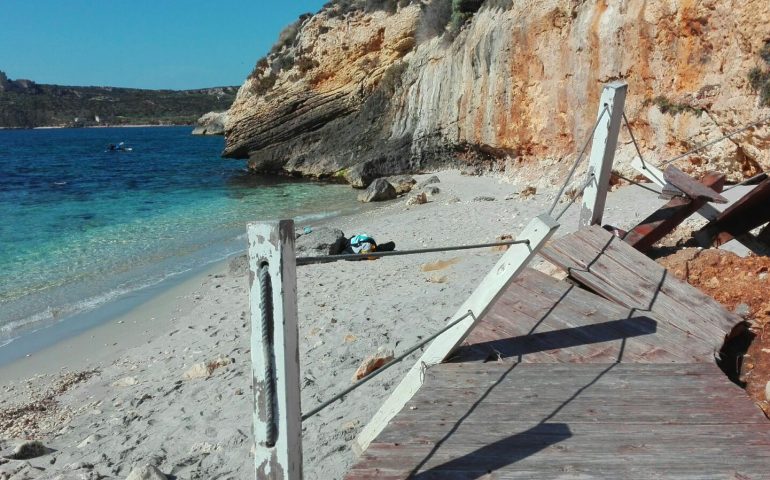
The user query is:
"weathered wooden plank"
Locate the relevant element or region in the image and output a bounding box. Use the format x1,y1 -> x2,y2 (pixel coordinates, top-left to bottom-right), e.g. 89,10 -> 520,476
511,269 -> 705,362
576,226 -> 740,334
431,361 -> 724,376
695,177 -> 770,246
489,292 -> 669,364
542,233 -> 725,345
632,156 -> 724,222
663,165 -> 728,203
553,226 -> 737,340
623,172 -> 725,252
377,421 -> 770,446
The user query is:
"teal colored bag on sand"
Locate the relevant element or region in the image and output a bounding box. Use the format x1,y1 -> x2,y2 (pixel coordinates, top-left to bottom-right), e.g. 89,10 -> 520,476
347,234 -> 377,254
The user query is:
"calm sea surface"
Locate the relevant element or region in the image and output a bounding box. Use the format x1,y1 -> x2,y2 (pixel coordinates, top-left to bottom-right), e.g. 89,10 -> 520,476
0,127 -> 357,344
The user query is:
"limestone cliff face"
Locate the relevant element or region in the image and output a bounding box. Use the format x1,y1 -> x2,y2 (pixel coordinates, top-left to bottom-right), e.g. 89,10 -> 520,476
224,0 -> 770,186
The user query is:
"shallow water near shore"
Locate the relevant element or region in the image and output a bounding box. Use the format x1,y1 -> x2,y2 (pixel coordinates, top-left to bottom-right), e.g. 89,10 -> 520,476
0,126 -> 359,345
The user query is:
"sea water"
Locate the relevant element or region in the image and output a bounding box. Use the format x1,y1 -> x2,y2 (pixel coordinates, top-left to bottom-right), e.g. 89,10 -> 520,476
0,127 -> 358,345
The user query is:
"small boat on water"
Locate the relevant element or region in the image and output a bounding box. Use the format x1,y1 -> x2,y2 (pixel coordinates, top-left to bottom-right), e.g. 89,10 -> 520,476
106,142 -> 133,152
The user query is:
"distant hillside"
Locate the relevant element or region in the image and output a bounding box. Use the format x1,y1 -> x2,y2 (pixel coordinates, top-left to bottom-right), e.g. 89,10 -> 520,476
0,71 -> 238,128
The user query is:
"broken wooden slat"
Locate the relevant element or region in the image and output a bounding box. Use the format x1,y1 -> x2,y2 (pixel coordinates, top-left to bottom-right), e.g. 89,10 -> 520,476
663,165 -> 728,203
622,172 -> 725,252
695,177 -> 770,246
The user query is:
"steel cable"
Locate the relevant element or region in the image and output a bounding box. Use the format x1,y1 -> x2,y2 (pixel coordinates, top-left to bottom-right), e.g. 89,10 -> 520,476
301,310 -> 477,421
548,106 -> 608,216
658,115 -> 770,168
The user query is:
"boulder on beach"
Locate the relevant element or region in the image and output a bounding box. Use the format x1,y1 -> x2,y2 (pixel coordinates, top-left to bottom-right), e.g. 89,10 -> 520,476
386,175 -> 416,195
358,178 -> 397,203
344,162 -> 376,189
295,227 -> 347,256
416,175 -> 440,189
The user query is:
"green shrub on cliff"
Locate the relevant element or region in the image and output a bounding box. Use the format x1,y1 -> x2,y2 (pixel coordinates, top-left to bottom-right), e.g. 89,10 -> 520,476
748,41 -> 770,107
448,0 -> 485,36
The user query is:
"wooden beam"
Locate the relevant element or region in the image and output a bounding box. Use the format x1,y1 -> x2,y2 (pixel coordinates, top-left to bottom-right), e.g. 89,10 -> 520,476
695,177 -> 770,246
248,220 -> 303,480
663,166 -> 728,203
353,214 -> 560,456
580,82 -> 627,227
623,173 -> 725,252
632,157 -> 721,222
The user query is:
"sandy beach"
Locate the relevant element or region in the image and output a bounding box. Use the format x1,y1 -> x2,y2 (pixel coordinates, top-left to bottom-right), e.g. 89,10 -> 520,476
0,170 -> 671,479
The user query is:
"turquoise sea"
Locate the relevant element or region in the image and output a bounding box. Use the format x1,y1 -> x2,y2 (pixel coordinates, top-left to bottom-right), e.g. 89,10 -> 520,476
0,126 -> 358,346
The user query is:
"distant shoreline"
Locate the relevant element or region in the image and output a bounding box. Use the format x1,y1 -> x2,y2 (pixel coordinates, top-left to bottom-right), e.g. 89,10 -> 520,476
11,124 -> 195,130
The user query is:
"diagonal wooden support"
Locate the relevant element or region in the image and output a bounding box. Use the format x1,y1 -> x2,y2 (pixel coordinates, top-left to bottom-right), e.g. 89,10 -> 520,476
663,166 -> 728,203
623,172 -> 725,252
631,158 -> 721,222
695,177 -> 770,247
353,214 -> 559,455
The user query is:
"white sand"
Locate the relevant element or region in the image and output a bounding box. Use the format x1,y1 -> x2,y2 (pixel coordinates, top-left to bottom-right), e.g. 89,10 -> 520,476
0,171 -> 662,479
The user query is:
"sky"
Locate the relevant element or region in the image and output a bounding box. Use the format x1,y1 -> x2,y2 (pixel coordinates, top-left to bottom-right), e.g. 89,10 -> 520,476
0,0 -> 328,90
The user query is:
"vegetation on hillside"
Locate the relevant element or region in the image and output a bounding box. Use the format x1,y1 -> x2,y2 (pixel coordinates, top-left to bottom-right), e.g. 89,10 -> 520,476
748,41 -> 770,107
0,71 -> 238,129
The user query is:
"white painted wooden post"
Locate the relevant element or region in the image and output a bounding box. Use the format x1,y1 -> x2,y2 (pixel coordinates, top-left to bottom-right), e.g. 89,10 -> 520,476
580,81 -> 627,227
248,220 -> 302,480
354,214 -> 559,455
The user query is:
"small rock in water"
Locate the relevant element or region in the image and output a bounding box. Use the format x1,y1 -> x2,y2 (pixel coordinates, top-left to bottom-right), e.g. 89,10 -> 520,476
353,348 -> 394,381
125,464 -> 167,480
473,196 -> 496,202
10,440 -> 48,460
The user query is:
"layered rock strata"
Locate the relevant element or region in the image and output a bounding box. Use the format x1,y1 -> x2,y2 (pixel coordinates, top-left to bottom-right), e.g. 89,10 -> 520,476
224,0 -> 770,187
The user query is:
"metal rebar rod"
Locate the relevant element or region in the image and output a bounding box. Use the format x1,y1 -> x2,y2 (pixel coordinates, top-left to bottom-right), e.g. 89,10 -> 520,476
613,172 -> 663,195
623,111 -> 648,170
722,172 -> 768,192
295,240 -> 531,266
553,174 -> 595,222
300,310 -> 476,421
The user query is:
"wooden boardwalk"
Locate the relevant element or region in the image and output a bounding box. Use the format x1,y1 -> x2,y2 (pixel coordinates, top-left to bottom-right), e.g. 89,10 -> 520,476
346,227 -> 769,479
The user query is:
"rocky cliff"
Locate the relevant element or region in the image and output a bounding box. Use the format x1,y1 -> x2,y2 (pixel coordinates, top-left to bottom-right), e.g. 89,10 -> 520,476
224,0 -> 770,187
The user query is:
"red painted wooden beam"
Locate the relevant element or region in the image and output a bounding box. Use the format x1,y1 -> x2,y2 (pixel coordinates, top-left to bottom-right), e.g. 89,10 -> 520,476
622,172 -> 725,253
696,177 -> 770,246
